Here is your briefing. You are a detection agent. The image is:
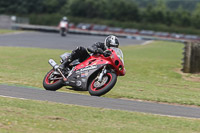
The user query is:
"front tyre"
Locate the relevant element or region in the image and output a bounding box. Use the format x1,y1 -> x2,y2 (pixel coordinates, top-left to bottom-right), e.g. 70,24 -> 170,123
43,69 -> 63,91
88,72 -> 117,96
60,28 -> 67,37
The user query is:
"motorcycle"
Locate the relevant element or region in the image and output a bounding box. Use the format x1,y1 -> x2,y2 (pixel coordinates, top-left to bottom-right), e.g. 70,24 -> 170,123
59,21 -> 68,37
43,47 -> 126,96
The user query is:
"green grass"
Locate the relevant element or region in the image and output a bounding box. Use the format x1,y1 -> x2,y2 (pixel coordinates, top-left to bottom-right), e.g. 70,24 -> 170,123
113,41 -> 200,106
0,29 -> 17,34
0,96 -> 200,133
0,41 -> 200,106
0,41 -> 200,132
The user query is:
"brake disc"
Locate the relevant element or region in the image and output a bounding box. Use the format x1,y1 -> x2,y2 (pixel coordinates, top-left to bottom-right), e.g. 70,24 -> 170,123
94,76 -> 108,88
49,72 -> 62,81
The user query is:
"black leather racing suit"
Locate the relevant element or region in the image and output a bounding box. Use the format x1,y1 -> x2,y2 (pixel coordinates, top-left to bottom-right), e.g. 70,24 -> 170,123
60,42 -> 106,68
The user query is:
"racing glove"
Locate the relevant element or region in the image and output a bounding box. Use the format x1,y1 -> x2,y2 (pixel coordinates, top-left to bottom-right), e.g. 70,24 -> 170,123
103,50 -> 112,57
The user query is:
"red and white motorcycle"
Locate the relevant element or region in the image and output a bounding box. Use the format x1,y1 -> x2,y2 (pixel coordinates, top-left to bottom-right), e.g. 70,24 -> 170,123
43,48 -> 126,96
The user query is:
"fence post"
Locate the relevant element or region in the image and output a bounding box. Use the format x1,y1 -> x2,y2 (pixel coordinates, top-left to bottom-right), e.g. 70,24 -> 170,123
182,41 -> 200,73
190,42 -> 200,73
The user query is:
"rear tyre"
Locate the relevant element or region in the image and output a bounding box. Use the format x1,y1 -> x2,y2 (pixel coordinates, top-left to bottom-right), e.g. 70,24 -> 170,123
88,72 -> 117,96
43,69 -> 63,91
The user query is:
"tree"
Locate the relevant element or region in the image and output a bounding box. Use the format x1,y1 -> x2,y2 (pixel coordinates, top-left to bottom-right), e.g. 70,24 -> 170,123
42,0 -> 67,13
192,3 -> 200,29
172,6 -> 191,27
154,0 -> 167,23
67,0 -> 139,21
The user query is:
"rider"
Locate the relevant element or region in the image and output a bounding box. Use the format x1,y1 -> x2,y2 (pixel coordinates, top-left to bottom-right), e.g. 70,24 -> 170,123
59,35 -> 120,69
59,16 -> 68,29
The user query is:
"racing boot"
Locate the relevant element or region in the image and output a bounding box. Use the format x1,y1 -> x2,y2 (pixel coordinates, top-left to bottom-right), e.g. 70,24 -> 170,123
59,46 -> 88,70
59,57 -> 72,70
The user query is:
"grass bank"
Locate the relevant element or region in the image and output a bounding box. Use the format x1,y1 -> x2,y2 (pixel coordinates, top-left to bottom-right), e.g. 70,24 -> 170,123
0,96 -> 200,133
0,29 -> 17,34
114,41 -> 200,106
0,41 -> 199,105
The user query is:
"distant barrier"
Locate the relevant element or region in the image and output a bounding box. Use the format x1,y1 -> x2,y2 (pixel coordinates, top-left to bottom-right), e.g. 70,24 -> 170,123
0,15 -> 29,29
0,15 -> 12,29
182,42 -> 200,73
12,23 -> 187,43
12,23 -> 58,32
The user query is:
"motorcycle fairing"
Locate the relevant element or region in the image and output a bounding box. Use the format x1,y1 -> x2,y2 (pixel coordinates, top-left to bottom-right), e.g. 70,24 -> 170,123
63,48 -> 125,90
65,64 -> 105,90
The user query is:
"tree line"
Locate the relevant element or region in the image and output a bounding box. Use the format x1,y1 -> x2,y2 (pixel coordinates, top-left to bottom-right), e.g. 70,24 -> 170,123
1,0 -> 200,34
132,0 -> 200,11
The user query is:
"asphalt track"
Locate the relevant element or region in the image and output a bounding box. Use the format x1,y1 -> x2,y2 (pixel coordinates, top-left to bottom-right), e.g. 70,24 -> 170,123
0,32 -> 146,50
0,32 -> 200,118
0,85 -> 200,118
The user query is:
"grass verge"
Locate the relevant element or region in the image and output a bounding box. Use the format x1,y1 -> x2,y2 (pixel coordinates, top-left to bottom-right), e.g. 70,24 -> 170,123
0,41 -> 199,106
0,96 -> 200,133
0,29 -> 18,34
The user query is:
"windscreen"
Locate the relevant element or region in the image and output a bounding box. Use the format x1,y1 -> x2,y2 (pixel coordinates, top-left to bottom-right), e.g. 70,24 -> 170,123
111,47 -> 124,64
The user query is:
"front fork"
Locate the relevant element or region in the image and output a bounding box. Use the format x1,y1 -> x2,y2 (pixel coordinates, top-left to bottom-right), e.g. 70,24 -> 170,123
97,66 -> 107,82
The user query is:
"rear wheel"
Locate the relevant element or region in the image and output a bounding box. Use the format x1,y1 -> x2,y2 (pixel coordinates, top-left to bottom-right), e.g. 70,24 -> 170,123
43,69 -> 63,91
88,72 -> 117,96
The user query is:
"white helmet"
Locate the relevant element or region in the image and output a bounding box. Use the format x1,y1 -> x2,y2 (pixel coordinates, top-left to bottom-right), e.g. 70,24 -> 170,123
62,16 -> 67,21
104,35 -> 119,48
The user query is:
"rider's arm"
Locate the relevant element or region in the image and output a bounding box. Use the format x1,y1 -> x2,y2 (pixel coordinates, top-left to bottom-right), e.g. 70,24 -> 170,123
95,42 -> 106,51
87,42 -> 105,53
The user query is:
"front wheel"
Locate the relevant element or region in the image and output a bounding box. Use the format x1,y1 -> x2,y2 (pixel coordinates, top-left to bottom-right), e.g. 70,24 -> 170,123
88,72 -> 117,96
60,28 -> 67,36
61,32 -> 66,36
43,69 -> 63,91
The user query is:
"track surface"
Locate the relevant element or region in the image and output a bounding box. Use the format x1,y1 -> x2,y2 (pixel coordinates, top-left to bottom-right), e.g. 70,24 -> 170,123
0,32 -> 200,118
1,85 -> 200,118
0,32 -> 146,50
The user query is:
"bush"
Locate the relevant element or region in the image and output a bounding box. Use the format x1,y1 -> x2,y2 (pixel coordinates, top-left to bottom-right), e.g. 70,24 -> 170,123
29,14 -> 63,26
